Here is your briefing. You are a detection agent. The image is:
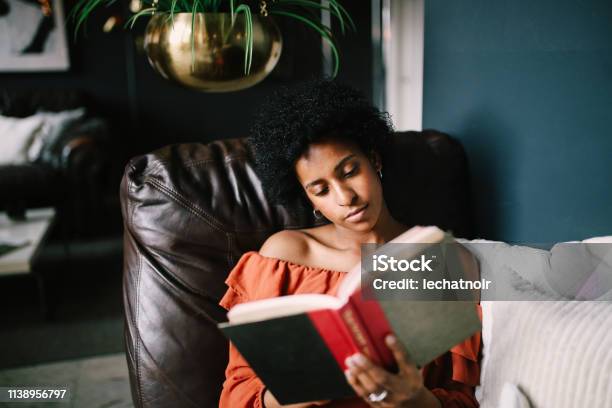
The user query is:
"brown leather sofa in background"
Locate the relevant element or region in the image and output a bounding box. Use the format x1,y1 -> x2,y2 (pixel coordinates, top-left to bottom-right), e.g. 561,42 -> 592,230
120,130 -> 473,408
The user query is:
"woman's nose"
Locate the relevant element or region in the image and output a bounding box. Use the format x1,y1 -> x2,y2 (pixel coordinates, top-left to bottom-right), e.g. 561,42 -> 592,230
334,184 -> 358,206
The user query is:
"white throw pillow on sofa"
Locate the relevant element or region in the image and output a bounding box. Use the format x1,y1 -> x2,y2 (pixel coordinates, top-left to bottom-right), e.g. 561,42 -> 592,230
547,236 -> 612,301
477,300 -> 612,408
498,383 -> 532,408
0,114 -> 45,165
26,108 -> 86,162
460,238 -> 612,408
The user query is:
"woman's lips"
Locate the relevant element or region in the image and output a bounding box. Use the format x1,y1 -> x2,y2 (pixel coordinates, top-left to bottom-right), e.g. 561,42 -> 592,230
345,204 -> 368,222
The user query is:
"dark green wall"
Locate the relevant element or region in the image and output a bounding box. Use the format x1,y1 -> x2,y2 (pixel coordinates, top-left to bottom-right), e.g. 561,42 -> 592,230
424,0 -> 612,242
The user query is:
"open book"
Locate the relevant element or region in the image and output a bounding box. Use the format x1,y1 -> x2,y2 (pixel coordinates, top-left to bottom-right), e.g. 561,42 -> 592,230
218,226 -> 481,404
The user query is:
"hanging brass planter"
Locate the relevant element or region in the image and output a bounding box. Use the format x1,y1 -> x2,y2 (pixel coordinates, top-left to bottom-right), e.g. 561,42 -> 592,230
144,13 -> 282,92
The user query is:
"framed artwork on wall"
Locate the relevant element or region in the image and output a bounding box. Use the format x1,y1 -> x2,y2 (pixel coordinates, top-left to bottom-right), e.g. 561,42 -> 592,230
0,0 -> 70,72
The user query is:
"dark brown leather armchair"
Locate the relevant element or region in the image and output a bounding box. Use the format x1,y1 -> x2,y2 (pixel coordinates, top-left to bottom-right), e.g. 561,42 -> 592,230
120,131 -> 473,408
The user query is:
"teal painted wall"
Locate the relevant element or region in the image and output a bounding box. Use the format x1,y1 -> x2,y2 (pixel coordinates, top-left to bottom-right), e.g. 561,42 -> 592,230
423,0 -> 612,242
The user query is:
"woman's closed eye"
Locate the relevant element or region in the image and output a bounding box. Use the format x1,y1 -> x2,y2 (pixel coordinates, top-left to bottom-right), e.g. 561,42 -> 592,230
314,187 -> 329,197
311,165 -> 360,196
343,165 -> 359,178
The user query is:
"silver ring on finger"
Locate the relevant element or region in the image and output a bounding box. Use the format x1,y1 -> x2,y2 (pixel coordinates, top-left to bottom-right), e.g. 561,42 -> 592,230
367,389 -> 389,403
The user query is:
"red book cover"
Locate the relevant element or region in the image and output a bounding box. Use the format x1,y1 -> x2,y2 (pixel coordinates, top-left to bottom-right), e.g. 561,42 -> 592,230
306,289 -> 397,372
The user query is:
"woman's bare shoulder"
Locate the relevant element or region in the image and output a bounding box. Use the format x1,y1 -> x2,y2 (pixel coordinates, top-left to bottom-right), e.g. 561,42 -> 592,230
258,229 -> 310,263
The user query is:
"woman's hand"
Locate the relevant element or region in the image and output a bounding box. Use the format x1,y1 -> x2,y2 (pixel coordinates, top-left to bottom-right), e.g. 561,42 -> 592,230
344,335 -> 441,408
263,388 -> 330,408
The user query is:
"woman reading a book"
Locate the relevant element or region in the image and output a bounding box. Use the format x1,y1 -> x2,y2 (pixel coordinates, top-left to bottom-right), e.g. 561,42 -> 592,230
219,80 -> 481,408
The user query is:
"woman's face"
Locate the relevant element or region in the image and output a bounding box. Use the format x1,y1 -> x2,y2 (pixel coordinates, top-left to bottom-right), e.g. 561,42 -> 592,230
295,137 -> 383,231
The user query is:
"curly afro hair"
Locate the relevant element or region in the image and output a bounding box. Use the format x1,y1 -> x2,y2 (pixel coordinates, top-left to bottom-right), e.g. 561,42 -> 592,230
248,79 -> 394,214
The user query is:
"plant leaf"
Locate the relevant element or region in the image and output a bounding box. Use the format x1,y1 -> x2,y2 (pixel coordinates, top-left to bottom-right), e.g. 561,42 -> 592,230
168,0 -> 178,26
191,0 -> 200,71
270,9 -> 340,76
125,7 -> 156,29
272,0 -> 346,35
328,0 -> 356,31
234,4 -> 253,74
72,0 -> 106,37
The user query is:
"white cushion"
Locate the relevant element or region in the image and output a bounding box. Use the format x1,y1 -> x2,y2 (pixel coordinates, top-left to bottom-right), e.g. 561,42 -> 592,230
26,108 -> 86,162
498,383 -> 532,408
0,114 -> 45,165
460,237 -> 612,408
0,108 -> 86,165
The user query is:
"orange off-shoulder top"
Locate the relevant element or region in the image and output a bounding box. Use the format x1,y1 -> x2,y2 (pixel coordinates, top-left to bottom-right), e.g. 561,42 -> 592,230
218,251 -> 482,408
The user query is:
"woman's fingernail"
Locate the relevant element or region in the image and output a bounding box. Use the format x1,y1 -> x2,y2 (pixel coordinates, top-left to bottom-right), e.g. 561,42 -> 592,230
386,335 -> 396,344
345,356 -> 354,367
354,353 -> 366,364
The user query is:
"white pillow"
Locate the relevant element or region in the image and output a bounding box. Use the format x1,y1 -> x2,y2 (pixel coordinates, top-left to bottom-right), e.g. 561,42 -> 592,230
498,383 -> 532,408
462,238 -> 612,408
548,236 -> 612,300
478,300 -> 612,408
27,108 -> 86,162
0,114 -> 45,165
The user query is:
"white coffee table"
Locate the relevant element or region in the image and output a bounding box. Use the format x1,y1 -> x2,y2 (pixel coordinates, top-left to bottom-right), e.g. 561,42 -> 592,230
0,208 -> 56,275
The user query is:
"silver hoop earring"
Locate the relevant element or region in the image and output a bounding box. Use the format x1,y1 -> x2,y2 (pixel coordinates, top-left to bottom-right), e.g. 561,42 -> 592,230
313,209 -> 323,219
377,169 -> 383,179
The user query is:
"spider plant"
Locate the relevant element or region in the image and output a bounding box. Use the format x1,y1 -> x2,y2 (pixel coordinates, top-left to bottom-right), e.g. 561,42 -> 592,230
70,0 -> 355,76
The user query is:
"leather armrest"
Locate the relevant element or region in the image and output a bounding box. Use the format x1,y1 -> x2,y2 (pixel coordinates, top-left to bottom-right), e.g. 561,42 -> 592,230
59,134 -> 107,178
39,117 -> 110,177
45,118 -> 111,237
